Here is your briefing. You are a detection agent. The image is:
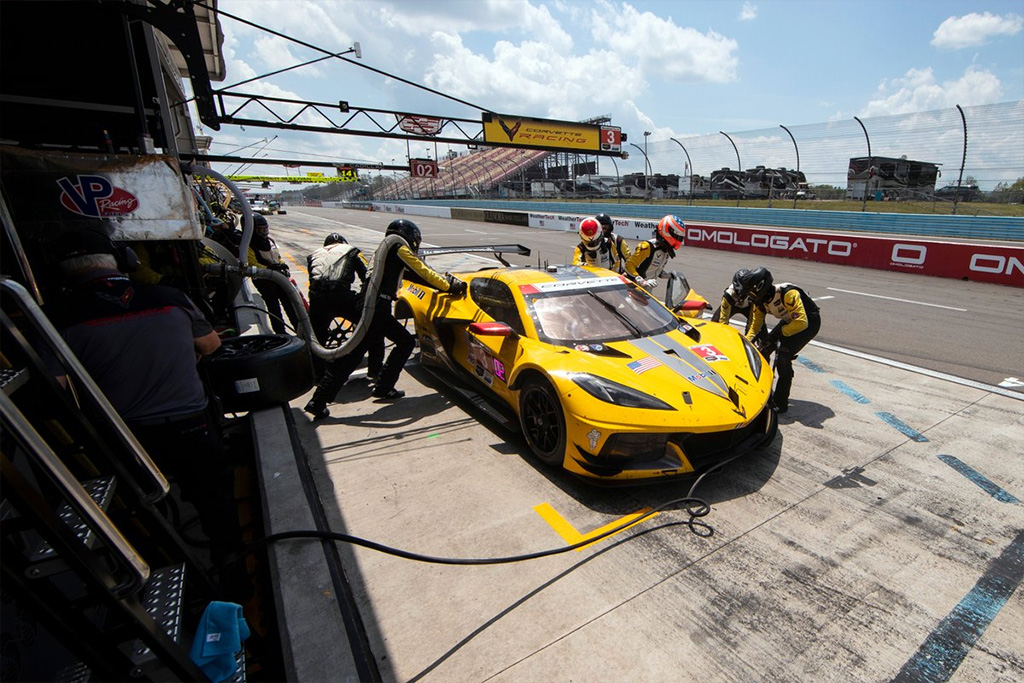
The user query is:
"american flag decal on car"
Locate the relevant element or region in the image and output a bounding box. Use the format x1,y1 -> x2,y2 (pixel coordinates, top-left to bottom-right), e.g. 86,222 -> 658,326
627,357 -> 662,374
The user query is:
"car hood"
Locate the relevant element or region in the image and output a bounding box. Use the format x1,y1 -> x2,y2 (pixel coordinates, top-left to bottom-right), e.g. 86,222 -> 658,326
545,326 -> 769,421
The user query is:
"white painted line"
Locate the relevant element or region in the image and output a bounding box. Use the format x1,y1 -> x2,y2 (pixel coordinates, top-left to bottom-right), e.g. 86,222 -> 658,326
1000,377 -> 1024,388
465,229 -> 486,234
719,317 -> 1023,400
814,296 -> 835,301
809,340 -> 1024,401
827,288 -> 967,311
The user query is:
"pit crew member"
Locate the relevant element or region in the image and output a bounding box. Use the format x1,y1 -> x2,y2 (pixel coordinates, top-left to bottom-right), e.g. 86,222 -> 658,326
572,217 -> 616,270
595,213 -> 631,273
624,214 -> 685,290
742,267 -> 822,414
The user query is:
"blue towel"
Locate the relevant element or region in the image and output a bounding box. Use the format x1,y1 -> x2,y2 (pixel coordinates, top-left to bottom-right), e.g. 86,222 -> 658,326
189,601 -> 250,682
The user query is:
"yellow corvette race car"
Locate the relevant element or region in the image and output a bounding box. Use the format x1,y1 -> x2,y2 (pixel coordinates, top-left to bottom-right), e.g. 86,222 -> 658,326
397,257 -> 777,483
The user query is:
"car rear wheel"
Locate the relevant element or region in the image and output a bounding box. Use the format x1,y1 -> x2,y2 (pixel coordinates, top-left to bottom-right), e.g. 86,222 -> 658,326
518,378 -> 566,467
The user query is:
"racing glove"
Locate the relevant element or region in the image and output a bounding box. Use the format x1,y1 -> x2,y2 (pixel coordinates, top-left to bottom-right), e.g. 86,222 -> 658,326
642,278 -> 658,289
445,273 -> 467,296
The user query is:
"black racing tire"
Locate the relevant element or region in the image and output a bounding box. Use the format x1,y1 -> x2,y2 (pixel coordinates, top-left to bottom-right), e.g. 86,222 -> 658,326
202,334 -> 314,412
518,378 -> 567,467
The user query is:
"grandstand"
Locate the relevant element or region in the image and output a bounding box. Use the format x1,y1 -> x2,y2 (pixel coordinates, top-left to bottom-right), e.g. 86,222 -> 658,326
381,146 -> 550,199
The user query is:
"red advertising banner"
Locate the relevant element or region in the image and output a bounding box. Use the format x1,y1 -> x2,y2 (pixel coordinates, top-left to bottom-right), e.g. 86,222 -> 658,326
682,223 -> 1024,288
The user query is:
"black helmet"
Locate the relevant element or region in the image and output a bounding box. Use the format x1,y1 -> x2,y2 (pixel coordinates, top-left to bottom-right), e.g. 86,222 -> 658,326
730,268 -> 751,296
741,267 -> 774,305
324,232 -> 347,247
385,219 -> 421,251
595,213 -> 614,235
251,213 -> 269,230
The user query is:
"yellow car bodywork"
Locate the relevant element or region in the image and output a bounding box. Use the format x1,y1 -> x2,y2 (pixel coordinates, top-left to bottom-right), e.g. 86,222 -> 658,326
398,264 -> 777,483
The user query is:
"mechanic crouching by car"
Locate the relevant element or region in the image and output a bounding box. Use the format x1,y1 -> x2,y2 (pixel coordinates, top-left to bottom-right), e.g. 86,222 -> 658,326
712,268 -> 766,344
741,267 -> 822,414
304,219 -> 466,417
624,214 -> 685,291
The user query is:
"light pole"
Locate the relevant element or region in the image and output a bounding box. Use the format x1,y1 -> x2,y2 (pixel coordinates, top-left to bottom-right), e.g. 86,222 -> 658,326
780,124 -> 800,209
643,131 -> 651,201
719,131 -> 741,207
608,156 -> 622,203
629,142 -> 652,204
669,137 -> 693,205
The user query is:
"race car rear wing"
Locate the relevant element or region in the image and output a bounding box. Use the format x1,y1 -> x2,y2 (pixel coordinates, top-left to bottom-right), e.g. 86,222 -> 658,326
418,244 -> 531,267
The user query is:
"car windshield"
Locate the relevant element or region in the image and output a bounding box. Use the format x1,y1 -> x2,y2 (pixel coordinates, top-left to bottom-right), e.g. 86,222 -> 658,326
523,279 -> 678,345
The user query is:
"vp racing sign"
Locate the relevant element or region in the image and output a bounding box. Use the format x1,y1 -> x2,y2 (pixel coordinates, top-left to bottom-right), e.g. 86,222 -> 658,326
0,147 -> 201,240
57,175 -> 139,217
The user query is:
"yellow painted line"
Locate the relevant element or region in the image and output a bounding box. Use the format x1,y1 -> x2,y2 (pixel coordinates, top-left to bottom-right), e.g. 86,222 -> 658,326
533,502 -> 657,551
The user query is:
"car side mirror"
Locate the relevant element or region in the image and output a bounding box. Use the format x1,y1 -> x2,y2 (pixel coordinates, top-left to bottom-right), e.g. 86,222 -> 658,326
663,271 -> 692,310
469,321 -> 516,338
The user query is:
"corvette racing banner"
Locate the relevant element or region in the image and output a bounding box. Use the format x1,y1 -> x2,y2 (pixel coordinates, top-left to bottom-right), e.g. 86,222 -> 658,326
482,113 -> 600,152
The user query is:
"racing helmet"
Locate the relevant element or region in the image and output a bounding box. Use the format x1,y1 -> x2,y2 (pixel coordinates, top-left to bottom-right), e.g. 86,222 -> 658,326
742,267 -> 775,305
251,213 -> 269,232
655,215 -> 685,250
578,217 -> 602,249
730,268 -> 751,297
385,218 -> 422,251
324,232 -> 348,247
594,213 -> 614,236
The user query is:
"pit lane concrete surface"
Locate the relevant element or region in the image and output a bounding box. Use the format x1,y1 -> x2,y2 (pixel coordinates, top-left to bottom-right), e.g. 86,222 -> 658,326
262,207 -> 1023,682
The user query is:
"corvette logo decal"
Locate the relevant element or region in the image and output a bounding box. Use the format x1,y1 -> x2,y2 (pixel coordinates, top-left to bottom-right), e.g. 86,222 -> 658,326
499,118 -> 522,141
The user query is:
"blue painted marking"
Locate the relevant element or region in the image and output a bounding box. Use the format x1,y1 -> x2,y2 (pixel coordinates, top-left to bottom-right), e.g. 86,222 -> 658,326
798,357 -> 826,373
894,530 -> 1024,682
937,455 -> 1020,504
875,412 -> 929,442
830,380 -> 870,404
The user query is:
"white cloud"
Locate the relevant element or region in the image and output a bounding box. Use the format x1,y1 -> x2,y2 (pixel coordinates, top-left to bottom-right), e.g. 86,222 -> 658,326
377,0 -> 573,51
740,2 -> 758,21
423,33 -> 643,120
860,67 -> 1004,117
591,1 -> 740,83
931,12 -> 1024,49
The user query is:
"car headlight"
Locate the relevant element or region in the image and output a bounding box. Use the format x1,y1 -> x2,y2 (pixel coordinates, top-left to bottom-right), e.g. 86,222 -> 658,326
741,335 -> 763,380
568,373 -> 675,410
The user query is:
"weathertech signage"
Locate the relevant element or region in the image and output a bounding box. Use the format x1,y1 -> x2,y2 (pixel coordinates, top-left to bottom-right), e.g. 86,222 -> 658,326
482,113 -> 600,152
683,223 -> 1024,288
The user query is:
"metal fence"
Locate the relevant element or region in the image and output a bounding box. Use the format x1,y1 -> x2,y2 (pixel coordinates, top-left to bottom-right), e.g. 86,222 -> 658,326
619,100 -> 1023,198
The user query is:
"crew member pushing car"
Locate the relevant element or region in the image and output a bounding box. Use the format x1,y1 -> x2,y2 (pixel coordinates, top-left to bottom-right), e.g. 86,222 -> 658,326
625,214 -> 685,290
742,267 -> 821,414
304,219 -> 466,416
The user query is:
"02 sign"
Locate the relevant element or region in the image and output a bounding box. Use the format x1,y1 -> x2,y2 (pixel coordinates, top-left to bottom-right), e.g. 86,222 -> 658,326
410,159 -> 438,178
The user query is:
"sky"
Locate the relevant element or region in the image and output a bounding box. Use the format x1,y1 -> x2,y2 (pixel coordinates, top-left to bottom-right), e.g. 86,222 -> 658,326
194,0 -> 1024,189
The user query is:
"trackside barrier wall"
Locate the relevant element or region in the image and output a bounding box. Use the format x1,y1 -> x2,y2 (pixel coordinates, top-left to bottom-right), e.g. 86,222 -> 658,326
367,199 -> 1024,242
341,201 -> 1024,287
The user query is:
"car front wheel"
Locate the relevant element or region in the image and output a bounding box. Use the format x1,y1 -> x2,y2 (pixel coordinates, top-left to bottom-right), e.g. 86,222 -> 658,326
518,378 -> 566,467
